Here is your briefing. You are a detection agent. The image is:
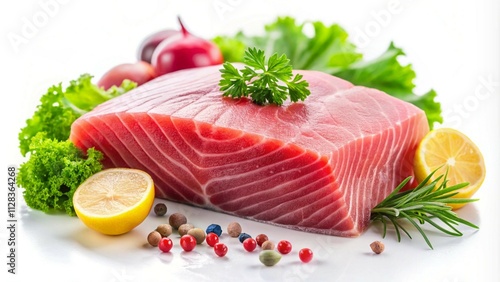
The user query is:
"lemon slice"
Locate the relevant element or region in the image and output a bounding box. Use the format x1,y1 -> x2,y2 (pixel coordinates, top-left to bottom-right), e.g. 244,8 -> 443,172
73,168 -> 155,235
414,128 -> 485,210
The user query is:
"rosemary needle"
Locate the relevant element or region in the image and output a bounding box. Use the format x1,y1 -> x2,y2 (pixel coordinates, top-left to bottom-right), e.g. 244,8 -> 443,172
370,169 -> 479,249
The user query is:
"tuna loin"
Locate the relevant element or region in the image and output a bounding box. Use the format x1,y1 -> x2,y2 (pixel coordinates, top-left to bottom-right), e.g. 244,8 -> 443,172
70,65 -> 429,237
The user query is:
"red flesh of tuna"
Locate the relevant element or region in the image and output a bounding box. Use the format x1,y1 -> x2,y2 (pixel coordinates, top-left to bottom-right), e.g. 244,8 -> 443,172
70,65 -> 429,237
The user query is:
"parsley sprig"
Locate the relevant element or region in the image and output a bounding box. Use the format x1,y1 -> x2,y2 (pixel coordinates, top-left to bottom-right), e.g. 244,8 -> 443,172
219,47 -> 310,106
370,169 -> 479,249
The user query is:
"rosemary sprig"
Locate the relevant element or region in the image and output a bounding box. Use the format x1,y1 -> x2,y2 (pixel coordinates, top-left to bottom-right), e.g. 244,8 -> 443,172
370,169 -> 479,249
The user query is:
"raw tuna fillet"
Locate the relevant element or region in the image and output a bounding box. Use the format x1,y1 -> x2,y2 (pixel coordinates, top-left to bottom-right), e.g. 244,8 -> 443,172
70,65 -> 429,237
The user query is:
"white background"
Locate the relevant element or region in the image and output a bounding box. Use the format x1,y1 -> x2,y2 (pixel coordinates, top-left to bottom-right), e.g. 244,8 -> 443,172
1,0 -> 499,281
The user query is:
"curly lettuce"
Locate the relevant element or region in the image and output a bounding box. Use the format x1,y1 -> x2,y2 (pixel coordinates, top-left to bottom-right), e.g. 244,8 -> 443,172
17,132 -> 103,216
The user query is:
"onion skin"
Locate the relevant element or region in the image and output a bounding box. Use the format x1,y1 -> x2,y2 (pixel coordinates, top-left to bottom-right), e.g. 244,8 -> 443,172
151,17 -> 223,76
98,61 -> 156,90
137,29 -> 180,64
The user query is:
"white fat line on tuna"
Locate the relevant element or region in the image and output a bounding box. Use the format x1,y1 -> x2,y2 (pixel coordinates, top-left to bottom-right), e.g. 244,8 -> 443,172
219,155 -> 328,211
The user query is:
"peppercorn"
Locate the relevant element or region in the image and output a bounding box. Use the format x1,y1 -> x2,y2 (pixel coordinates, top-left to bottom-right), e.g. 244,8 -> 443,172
156,224 -> 172,237
147,230 -> 162,247
227,222 -> 242,237
299,248 -> 314,263
178,223 -> 194,236
206,224 -> 222,237
206,232 -> 219,247
259,250 -> 282,266
370,241 -> 385,254
169,213 -> 187,229
261,240 -> 275,250
154,203 -> 167,216
255,234 -> 269,247
238,232 -> 251,243
214,242 -> 228,257
276,240 -> 292,254
188,228 -> 206,244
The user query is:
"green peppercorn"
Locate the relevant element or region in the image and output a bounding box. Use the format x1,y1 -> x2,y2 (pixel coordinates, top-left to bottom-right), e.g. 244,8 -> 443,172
259,250 -> 282,266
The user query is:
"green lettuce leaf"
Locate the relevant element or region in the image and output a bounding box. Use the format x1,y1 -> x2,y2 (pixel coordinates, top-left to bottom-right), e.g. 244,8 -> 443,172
332,43 -> 443,127
214,17 -> 362,71
19,74 -> 137,156
212,16 -> 442,128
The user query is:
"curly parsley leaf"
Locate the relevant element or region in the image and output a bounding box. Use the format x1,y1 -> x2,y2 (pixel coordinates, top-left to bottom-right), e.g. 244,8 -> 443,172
219,47 -> 310,106
219,60 -> 247,98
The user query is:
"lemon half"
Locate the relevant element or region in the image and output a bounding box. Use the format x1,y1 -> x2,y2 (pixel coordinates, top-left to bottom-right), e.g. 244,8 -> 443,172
73,168 -> 155,235
414,128 -> 485,210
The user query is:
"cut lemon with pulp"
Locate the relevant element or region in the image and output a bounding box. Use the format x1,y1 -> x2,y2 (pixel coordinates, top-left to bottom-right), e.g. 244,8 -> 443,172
73,168 -> 155,235
414,128 -> 485,210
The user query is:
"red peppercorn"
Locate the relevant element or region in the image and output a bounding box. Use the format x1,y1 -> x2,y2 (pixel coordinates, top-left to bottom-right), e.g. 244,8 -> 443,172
299,248 -> 313,263
243,238 -> 257,252
277,240 -> 292,255
206,232 -> 219,247
255,234 -> 268,247
214,243 -> 228,257
180,234 -> 197,252
158,237 -> 173,253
